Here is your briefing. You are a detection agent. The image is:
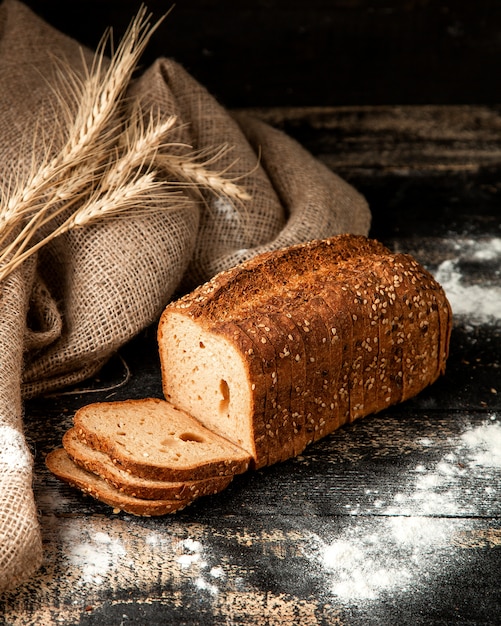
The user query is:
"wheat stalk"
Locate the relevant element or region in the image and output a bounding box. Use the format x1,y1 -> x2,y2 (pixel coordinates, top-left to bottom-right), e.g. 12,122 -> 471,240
0,172 -> 189,282
0,6 -> 166,279
55,4 -> 165,167
0,5 -> 253,285
0,112 -> 180,278
2,6 -> 160,223
156,144 -> 252,202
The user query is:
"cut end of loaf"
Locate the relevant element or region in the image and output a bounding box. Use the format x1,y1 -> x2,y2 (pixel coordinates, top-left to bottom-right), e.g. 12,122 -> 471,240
158,312 -> 257,460
159,235 -> 453,470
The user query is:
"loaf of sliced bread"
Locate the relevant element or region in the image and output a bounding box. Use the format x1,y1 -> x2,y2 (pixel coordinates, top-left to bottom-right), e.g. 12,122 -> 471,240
72,397 -> 251,481
45,448 -> 193,516
63,428 -> 233,500
47,234 -> 452,514
158,234 -> 452,469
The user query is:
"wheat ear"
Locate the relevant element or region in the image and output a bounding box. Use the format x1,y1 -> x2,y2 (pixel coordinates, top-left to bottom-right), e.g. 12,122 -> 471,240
156,144 -> 252,202
0,171 -> 190,282
3,6 -> 161,217
0,6 -> 167,281
0,112 -> 181,281
0,4 -> 255,285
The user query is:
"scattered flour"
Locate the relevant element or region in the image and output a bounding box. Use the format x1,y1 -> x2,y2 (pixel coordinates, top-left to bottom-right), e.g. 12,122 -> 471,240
387,416 -> 501,517
430,236 -> 501,324
174,537 -> 223,595
316,516 -> 444,601
63,527 -> 127,585
0,424 -> 32,470
34,417 -> 500,613
212,197 -> 241,225
460,419 -> 501,467
308,415 -> 501,602
53,520 -> 228,600
51,418 -> 500,603
469,237 -> 501,261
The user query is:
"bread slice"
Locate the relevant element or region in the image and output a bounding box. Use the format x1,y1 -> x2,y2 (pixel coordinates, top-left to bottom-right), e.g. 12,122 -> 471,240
73,397 -> 251,481
45,448 -> 192,516
158,234 -> 452,469
63,428 -> 233,500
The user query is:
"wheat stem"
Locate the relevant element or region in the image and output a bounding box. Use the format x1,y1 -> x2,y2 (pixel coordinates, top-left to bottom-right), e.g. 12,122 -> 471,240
0,5 -> 162,233
0,5 -> 254,286
0,112 -> 180,277
0,5 -> 168,281
0,172 -> 187,282
156,146 -> 252,202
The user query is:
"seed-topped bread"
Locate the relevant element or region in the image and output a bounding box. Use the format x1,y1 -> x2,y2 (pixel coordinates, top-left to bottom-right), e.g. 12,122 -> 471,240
158,234 -> 452,469
63,428 -> 234,500
45,448 -> 193,516
72,397 -> 251,481
46,234 -> 452,514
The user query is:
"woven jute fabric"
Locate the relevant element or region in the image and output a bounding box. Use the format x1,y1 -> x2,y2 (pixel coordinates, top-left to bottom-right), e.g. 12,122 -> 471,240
0,0 -> 370,591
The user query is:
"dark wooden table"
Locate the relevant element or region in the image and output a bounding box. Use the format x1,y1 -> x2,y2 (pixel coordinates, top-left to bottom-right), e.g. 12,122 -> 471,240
1,105 -> 500,625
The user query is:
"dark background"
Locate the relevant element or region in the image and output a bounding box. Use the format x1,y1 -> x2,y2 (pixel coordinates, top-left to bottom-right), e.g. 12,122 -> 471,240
22,0 -> 499,109
3,4 -> 500,623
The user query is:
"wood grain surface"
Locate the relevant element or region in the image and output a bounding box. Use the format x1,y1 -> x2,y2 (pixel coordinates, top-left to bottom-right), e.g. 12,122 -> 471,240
1,105 -> 500,625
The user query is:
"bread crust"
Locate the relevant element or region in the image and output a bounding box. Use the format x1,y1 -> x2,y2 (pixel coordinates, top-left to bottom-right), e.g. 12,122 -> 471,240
46,449 -> 193,516
160,234 -> 452,468
47,234 -> 452,515
63,429 -> 233,500
73,398 -> 251,481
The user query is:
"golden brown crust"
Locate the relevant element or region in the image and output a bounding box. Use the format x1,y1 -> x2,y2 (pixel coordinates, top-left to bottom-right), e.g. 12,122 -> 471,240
63,429 -> 233,501
168,235 -> 390,323
160,234 -> 452,468
45,449 -> 193,516
47,235 -> 452,515
73,398 -> 251,482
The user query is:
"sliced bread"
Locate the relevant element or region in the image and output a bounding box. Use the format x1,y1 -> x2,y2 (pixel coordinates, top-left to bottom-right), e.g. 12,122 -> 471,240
63,428 -> 234,500
72,397 -> 251,481
45,448 -> 193,516
47,234 -> 452,515
158,234 -> 452,469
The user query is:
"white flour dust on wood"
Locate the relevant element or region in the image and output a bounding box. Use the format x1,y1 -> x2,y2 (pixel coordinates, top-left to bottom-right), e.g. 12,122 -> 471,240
174,536 -> 225,595
430,236 -> 501,324
385,415 -> 501,517
62,526 -> 128,586
47,519 -> 227,599
306,415 -> 501,602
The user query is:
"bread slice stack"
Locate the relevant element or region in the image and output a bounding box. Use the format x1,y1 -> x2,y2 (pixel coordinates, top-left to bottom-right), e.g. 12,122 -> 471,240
47,234 -> 452,515
46,398 -> 251,515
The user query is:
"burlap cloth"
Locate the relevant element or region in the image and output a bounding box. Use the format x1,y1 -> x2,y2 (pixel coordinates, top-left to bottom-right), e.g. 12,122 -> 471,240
0,0 -> 370,591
